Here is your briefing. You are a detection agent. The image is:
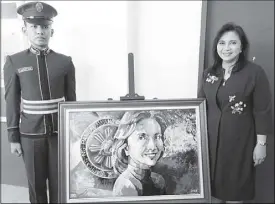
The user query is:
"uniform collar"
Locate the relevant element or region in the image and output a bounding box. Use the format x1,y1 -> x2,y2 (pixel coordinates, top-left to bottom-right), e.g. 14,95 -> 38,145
29,46 -> 51,55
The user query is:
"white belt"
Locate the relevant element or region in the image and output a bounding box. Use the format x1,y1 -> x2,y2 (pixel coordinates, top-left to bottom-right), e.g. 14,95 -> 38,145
22,97 -> 65,114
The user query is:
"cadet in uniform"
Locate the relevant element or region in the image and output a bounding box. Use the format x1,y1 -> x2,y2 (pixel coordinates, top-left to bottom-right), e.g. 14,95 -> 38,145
3,2 -> 76,203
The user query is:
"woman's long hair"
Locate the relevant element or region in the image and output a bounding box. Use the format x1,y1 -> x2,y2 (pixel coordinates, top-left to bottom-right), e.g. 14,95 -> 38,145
209,22 -> 250,76
111,111 -> 167,175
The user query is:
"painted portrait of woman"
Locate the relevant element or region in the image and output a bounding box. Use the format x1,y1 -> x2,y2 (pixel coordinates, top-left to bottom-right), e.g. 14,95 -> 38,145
111,111 -> 167,196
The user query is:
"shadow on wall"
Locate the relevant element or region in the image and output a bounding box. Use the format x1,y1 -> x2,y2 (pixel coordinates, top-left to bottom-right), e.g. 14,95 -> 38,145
254,136 -> 274,203
1,123 -> 28,187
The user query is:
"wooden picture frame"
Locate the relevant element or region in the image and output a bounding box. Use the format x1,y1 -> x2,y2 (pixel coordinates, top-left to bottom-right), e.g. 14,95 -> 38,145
58,99 -> 211,203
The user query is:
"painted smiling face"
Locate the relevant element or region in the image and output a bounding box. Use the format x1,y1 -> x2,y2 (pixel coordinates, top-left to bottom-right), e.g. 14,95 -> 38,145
126,118 -> 164,168
217,31 -> 242,64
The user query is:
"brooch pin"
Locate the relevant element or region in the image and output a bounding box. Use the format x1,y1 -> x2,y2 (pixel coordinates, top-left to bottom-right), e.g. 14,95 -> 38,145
206,74 -> 218,84
231,101 -> 246,114
229,95 -> 236,102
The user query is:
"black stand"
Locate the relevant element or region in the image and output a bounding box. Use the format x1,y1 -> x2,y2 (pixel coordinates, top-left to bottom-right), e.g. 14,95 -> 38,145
120,53 -> 145,101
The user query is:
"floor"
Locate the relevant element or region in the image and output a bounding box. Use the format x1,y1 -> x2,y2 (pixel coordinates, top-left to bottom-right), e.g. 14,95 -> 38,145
1,184 -> 29,203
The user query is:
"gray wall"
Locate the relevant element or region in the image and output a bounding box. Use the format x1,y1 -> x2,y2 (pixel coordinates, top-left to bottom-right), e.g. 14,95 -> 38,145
204,1 -> 274,203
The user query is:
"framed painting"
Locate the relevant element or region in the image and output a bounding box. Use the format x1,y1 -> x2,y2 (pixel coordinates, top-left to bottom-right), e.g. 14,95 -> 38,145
58,99 -> 211,203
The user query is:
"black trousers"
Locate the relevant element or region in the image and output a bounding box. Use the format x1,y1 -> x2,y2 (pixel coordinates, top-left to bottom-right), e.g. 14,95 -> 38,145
21,134 -> 58,203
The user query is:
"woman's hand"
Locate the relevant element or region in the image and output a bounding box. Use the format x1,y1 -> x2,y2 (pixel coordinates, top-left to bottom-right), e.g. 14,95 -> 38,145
253,143 -> 267,166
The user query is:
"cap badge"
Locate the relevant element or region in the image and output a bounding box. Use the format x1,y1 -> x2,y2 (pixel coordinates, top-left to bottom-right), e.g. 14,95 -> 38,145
35,2 -> 43,12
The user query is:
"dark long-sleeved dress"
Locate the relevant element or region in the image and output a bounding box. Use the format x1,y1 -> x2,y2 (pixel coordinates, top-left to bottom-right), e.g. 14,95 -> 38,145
199,60 -> 273,201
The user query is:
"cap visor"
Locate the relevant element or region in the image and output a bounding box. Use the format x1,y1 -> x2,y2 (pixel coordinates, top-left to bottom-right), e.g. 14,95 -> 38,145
24,18 -> 52,26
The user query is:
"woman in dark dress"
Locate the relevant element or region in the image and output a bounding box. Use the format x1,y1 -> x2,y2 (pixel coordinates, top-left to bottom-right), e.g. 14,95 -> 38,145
199,22 -> 272,203
111,111 -> 166,196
